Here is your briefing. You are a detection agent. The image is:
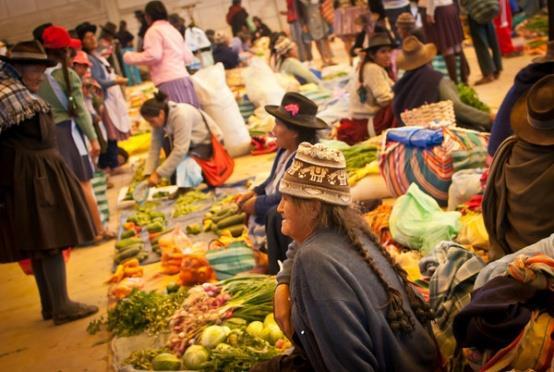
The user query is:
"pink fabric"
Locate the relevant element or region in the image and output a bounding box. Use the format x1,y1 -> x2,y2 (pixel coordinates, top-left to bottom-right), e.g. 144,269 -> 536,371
123,20 -> 194,85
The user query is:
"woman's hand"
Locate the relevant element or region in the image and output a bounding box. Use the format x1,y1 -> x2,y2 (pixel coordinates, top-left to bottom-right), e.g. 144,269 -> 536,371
274,284 -> 294,339
89,139 -> 101,158
240,196 -> 256,215
148,171 -> 161,187
237,191 -> 255,207
116,76 -> 128,85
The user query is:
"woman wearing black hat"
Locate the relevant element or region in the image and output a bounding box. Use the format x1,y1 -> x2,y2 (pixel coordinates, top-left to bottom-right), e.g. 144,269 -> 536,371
237,92 -> 325,274
0,41 -> 98,324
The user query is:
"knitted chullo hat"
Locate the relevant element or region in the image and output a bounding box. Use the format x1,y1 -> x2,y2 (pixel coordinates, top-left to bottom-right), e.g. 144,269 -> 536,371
279,142 -> 351,206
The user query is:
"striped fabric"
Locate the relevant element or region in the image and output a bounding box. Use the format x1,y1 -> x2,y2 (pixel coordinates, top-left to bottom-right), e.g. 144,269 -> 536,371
91,171 -> 109,225
206,241 -> 256,280
380,127 -> 489,206
238,97 -> 255,121
432,55 -> 461,82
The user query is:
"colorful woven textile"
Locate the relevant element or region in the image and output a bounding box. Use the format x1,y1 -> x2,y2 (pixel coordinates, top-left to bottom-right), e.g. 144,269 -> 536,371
91,171 -> 109,224
380,127 -> 489,206
508,254 -> 554,290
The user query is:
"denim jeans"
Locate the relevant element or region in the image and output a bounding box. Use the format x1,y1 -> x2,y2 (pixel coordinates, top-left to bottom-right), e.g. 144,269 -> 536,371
468,17 -> 503,76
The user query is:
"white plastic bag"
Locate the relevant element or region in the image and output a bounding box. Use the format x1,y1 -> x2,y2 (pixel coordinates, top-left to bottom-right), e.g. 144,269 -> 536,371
447,169 -> 484,211
191,63 -> 251,157
243,57 -> 285,107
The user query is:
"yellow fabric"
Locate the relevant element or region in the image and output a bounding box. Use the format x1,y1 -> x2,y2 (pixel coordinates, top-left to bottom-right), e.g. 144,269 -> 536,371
118,132 -> 152,156
457,213 -> 490,250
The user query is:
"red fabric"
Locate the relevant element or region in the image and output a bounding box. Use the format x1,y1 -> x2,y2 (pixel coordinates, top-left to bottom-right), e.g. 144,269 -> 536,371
226,5 -> 244,25
494,0 -> 516,55
18,249 -> 72,275
286,0 -> 299,23
337,118 -> 369,145
193,135 -> 234,187
42,26 -> 81,50
372,103 -> 398,135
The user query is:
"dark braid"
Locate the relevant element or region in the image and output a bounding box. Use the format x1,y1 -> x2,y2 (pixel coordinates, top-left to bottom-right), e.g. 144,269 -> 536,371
311,201 -> 434,333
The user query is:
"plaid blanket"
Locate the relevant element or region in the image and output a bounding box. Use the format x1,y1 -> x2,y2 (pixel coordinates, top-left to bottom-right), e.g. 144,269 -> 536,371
0,61 -> 50,133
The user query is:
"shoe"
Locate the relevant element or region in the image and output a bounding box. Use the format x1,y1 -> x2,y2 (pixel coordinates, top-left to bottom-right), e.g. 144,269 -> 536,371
53,303 -> 99,325
474,75 -> 495,86
42,310 -> 52,320
493,70 -> 502,79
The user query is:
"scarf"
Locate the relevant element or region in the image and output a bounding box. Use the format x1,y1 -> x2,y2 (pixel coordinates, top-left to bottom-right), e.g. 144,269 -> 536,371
392,64 -> 443,123
0,61 -> 50,134
483,137 -> 554,260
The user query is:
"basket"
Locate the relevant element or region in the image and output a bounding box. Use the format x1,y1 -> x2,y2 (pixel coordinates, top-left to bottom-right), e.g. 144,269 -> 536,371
400,100 -> 456,129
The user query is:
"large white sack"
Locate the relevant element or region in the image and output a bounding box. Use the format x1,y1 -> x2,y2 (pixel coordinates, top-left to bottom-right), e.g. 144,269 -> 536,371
191,63 -> 251,157
243,58 -> 285,107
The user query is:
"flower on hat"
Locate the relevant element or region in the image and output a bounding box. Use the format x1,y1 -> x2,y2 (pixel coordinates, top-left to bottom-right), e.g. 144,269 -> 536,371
284,103 -> 300,117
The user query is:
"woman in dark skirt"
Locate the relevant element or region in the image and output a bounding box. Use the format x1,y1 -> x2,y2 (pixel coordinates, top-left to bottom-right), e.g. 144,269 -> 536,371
420,0 -> 470,84
0,41 -> 98,324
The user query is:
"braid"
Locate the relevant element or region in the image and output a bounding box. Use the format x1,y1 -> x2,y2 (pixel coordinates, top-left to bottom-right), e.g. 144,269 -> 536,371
315,202 -> 434,333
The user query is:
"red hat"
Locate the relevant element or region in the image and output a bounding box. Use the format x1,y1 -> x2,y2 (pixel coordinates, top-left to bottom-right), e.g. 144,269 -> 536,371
42,25 -> 81,50
72,50 -> 91,66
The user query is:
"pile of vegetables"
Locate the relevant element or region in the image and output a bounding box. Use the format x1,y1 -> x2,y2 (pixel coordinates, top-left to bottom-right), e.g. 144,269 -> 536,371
114,237 -> 148,265
173,190 -> 211,218
457,84 -> 490,113
341,143 -> 379,179
178,254 -> 217,286
107,258 -> 144,284
124,160 -> 145,201
88,286 -> 188,337
203,199 -> 247,238
122,204 -> 169,256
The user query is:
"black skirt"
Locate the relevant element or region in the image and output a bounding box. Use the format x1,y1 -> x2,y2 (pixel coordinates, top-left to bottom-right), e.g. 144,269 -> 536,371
55,120 -> 94,182
421,4 -> 465,54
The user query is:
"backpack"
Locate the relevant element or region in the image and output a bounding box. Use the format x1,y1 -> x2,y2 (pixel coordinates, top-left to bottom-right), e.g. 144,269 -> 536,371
466,0 -> 499,24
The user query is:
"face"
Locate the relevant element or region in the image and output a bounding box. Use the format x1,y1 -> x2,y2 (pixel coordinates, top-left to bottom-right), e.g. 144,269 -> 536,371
277,195 -> 318,243
16,64 -> 46,93
288,45 -> 298,58
372,47 -> 392,68
145,14 -> 153,26
82,31 -> 98,51
272,119 -> 299,150
72,63 -> 88,78
144,110 -> 166,128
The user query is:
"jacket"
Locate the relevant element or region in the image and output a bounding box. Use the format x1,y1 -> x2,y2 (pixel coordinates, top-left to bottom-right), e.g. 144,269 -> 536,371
123,20 -> 193,86
145,102 -> 223,178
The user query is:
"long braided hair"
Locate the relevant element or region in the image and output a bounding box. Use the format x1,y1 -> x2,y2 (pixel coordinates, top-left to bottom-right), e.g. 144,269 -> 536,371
293,197 -> 433,333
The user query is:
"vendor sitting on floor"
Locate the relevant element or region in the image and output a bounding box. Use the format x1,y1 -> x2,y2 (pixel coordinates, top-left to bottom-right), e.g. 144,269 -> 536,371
272,36 -> 321,85
483,74 -> 554,261
140,91 -> 223,188
252,143 -> 438,371
212,32 -> 240,70
237,93 -> 325,274
393,36 -> 493,132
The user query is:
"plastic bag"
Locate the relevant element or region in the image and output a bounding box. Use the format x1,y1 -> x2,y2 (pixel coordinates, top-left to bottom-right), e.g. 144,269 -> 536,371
386,127 -> 444,148
457,213 -> 489,250
447,169 -> 484,211
242,58 -> 285,107
390,183 -> 461,254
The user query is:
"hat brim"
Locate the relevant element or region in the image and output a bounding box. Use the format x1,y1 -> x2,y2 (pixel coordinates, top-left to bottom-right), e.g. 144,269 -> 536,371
510,91 -> 554,146
68,38 -> 82,50
363,41 -> 395,53
0,55 -> 57,68
265,105 -> 329,129
397,43 -> 437,71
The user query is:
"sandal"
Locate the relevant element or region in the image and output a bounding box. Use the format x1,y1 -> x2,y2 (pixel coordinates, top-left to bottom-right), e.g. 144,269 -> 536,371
474,75 -> 495,86
53,303 -> 99,326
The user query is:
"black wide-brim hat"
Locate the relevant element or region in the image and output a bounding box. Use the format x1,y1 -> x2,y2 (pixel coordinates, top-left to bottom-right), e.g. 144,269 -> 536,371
0,40 -> 57,67
265,92 -> 328,130
75,22 -> 98,40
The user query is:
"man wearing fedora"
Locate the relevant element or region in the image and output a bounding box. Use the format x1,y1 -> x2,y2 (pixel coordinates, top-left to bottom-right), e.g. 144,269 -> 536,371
483,75 -> 554,261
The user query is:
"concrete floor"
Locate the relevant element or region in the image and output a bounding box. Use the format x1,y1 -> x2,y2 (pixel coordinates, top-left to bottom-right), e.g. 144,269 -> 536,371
0,40 -> 535,371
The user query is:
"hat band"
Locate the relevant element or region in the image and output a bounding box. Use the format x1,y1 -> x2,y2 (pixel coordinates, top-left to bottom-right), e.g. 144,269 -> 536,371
527,111 -> 554,130
276,108 -> 318,123
10,51 -> 48,60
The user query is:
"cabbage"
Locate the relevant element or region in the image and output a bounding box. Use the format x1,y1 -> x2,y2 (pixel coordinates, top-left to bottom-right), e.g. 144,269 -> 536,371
182,345 -> 210,369
200,325 -> 229,349
246,321 -> 264,338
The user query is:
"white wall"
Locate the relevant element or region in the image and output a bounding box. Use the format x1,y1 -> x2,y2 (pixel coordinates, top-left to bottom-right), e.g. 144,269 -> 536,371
0,0 -> 288,44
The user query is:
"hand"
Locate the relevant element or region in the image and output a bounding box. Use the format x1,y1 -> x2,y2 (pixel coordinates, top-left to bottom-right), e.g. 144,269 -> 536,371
116,76 -> 128,85
274,284 -> 293,339
148,172 -> 160,187
427,14 -> 435,24
237,191 -> 255,207
89,139 -> 101,158
240,196 -> 256,215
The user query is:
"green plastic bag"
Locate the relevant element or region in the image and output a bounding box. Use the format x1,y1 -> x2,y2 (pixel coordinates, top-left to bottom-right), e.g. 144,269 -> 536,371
390,183 -> 461,254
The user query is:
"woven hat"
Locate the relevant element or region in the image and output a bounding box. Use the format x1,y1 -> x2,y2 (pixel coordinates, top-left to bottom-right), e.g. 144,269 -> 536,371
274,36 -> 293,56
42,25 -> 82,50
279,142 -> 351,206
511,74 -> 554,146
397,35 -> 437,71
396,12 -> 416,27
75,22 -> 98,41
0,40 -> 56,67
364,33 -> 394,52
265,92 -> 328,129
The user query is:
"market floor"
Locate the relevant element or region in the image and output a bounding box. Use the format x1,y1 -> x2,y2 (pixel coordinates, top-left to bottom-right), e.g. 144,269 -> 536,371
0,40 -> 535,372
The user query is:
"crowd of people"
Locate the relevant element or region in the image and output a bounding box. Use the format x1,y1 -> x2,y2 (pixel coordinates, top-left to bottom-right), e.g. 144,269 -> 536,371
0,0 -> 553,370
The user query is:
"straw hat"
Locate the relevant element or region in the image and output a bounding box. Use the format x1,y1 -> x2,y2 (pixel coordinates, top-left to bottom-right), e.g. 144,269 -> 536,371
396,35 -> 437,71
0,40 -> 56,67
511,74 -> 554,146
396,12 -> 416,28
274,36 -> 294,56
265,92 -> 328,130
279,142 -> 351,206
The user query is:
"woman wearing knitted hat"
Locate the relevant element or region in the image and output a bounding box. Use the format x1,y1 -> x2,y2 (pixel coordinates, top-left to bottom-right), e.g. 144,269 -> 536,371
252,142 -> 438,371
272,35 -> 320,85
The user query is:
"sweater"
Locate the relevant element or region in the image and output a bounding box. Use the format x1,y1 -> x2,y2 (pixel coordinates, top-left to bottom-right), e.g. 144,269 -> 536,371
349,62 -> 394,119
144,102 -> 222,178
123,20 -> 193,86
279,57 -> 321,85
290,229 -> 438,371
38,67 -> 97,141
